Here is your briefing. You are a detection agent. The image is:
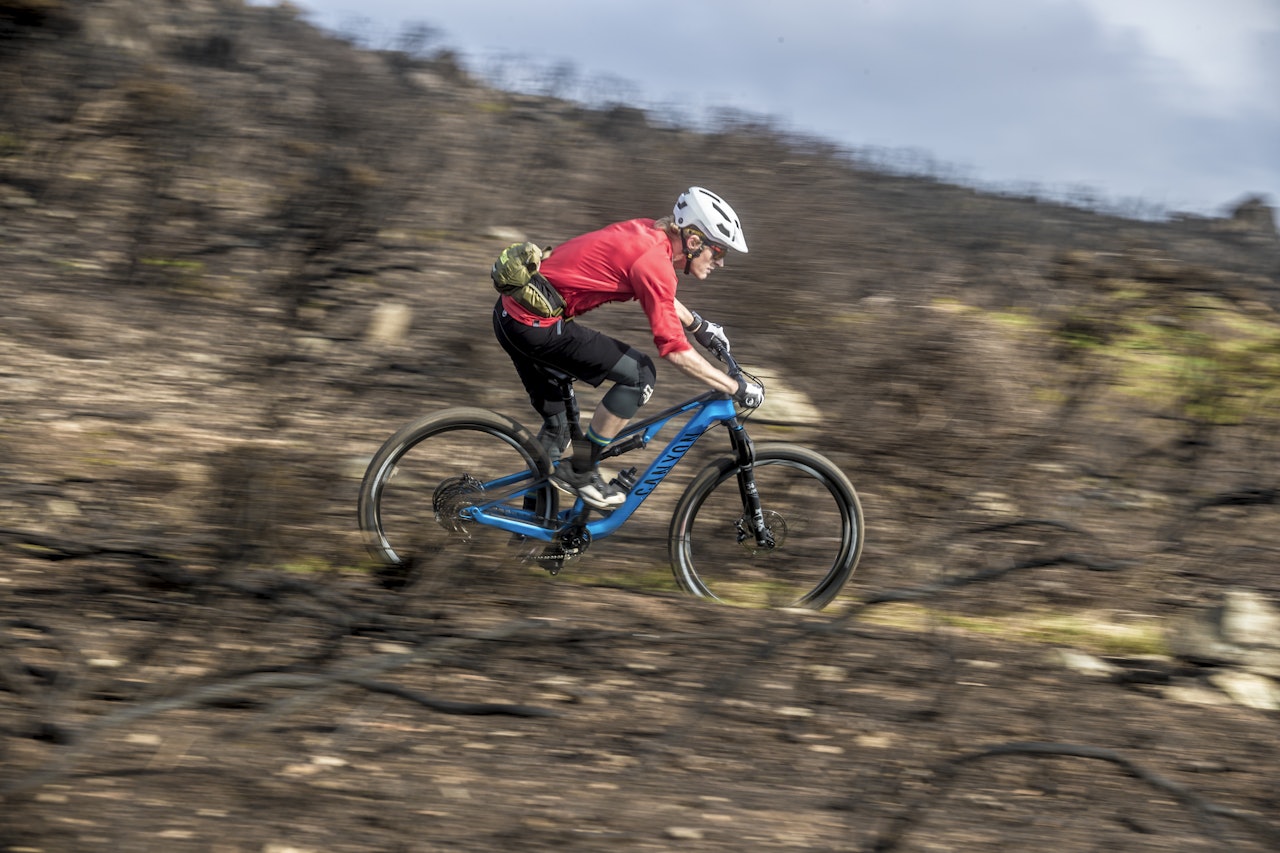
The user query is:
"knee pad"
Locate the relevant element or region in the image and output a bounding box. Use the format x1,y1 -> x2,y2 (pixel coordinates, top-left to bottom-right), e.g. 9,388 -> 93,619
600,350 -> 656,419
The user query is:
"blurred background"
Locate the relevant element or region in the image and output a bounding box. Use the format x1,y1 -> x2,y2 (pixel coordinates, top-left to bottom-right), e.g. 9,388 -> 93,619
2,1 -> 1279,850
279,0 -> 1280,218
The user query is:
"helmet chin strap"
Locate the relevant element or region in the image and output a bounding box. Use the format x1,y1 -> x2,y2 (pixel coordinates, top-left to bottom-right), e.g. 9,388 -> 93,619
681,231 -> 699,275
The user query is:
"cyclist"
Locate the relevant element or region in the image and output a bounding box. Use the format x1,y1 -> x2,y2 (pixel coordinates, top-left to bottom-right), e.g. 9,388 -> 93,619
493,186 -> 765,511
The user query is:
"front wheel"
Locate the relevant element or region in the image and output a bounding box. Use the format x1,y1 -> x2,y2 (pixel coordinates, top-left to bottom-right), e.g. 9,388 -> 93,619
669,444 -> 864,610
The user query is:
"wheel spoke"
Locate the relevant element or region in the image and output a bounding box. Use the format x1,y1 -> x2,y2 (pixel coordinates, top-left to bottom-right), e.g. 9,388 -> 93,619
670,446 -> 862,609
358,410 -> 556,589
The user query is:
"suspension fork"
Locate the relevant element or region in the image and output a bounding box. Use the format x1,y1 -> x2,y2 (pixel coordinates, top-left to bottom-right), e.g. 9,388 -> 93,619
728,422 -> 776,549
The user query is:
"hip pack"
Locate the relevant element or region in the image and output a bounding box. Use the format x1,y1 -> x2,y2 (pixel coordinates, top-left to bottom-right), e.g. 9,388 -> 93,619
491,242 -> 566,319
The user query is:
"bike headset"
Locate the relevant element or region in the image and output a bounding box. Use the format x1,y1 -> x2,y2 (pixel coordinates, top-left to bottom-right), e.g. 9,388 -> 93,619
672,186 -> 748,275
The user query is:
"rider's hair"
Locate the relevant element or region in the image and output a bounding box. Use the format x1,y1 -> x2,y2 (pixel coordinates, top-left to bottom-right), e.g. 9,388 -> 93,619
652,215 -> 680,236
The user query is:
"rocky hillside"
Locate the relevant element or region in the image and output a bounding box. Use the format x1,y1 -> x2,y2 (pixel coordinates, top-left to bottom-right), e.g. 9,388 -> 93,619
2,1 -> 1280,850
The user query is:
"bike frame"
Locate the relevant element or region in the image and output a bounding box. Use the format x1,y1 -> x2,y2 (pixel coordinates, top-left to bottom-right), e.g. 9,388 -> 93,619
459,391 -> 756,544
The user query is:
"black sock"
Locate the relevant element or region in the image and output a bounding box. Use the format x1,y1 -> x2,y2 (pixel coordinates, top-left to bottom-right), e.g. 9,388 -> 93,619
571,426 -> 612,473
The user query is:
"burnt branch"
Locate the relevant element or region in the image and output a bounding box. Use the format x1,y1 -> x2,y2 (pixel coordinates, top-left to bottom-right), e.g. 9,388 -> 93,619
870,740 -> 1280,851
1195,487 -> 1280,510
0,634 -> 557,800
862,552 -> 1126,606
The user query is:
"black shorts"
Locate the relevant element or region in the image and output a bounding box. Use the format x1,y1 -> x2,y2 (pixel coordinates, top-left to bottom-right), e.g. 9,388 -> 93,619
488,302 -> 650,422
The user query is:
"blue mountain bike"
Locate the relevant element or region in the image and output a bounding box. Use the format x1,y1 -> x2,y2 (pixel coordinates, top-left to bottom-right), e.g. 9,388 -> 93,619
358,349 -> 864,609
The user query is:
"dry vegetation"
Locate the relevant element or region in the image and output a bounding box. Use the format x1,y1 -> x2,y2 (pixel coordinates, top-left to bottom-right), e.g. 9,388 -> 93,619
2,1 -> 1280,850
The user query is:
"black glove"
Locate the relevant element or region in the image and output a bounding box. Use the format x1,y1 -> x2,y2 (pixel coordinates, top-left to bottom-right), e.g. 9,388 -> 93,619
734,375 -> 765,408
686,311 -> 730,354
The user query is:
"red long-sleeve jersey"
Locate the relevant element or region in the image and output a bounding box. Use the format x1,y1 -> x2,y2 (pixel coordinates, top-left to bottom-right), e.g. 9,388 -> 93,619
500,218 -> 691,357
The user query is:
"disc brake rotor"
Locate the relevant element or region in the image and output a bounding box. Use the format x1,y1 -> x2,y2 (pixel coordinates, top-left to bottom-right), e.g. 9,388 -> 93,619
737,510 -> 787,555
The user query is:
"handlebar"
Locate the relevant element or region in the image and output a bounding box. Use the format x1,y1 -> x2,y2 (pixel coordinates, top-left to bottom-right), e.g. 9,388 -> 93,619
707,341 -> 764,411
708,341 -> 741,377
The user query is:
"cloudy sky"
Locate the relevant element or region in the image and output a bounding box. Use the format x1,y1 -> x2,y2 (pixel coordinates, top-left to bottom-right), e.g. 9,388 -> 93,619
272,0 -> 1278,218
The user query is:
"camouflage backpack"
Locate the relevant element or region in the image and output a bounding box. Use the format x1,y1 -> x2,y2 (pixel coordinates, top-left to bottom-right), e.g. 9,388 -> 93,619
491,242 -> 566,319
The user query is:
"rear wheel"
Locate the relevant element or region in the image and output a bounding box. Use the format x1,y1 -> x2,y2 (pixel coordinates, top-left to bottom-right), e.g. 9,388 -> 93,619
669,445 -> 863,609
358,408 -> 557,589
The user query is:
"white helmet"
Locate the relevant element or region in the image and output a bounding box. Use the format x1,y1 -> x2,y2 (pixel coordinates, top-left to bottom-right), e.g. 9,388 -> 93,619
673,187 -> 748,254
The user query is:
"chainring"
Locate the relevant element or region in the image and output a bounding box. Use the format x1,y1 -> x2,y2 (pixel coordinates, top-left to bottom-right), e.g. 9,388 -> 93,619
523,525 -> 591,576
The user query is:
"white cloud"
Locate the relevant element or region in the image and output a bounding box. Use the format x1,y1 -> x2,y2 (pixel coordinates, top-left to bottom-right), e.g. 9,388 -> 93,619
1076,0 -> 1280,116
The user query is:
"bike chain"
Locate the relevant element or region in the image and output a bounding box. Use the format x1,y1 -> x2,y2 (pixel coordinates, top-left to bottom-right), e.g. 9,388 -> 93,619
528,524 -> 592,576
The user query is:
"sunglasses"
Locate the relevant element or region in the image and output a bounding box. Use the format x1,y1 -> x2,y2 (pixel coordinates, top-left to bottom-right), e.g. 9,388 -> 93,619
685,229 -> 728,261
